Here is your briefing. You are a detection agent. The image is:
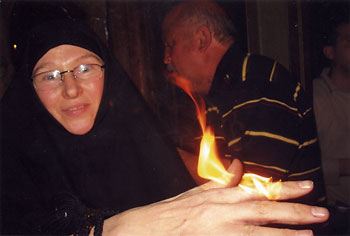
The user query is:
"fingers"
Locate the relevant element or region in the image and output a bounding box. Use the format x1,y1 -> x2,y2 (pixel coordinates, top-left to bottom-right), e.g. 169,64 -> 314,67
196,179 -> 315,205
236,180 -> 315,201
231,225 -> 314,236
199,158 -> 243,190
235,180 -> 315,202
229,201 -> 329,225
277,180 -> 314,200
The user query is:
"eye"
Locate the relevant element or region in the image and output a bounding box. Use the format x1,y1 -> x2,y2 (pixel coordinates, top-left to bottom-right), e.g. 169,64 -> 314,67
165,40 -> 175,49
42,71 -> 60,81
45,74 -> 56,81
78,64 -> 92,73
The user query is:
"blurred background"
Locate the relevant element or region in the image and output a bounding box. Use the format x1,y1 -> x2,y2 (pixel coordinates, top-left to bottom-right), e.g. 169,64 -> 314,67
1,1 -> 349,234
1,0 -> 349,112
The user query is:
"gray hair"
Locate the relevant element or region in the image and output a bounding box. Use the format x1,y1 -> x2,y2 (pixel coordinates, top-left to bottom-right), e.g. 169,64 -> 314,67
175,1 -> 236,45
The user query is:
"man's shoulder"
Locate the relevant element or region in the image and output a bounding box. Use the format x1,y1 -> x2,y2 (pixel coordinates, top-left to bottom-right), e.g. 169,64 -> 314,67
247,54 -> 275,64
239,53 -> 293,86
313,68 -> 332,96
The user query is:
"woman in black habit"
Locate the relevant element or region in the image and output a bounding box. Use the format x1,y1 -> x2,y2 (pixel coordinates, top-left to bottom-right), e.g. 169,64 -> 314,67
0,19 -> 329,235
1,19 -> 196,234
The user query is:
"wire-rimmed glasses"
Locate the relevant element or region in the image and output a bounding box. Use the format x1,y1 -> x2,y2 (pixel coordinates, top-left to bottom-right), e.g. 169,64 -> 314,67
32,64 -> 105,91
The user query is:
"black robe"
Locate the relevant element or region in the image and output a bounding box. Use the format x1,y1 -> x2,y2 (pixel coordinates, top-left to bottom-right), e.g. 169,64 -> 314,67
0,19 -> 195,234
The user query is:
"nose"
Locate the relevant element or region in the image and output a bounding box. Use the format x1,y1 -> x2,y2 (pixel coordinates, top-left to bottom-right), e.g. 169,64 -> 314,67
164,47 -> 171,64
62,72 -> 81,98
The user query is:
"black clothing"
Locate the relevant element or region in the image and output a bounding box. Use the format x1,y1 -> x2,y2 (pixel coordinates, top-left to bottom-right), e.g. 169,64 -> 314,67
0,20 -> 195,235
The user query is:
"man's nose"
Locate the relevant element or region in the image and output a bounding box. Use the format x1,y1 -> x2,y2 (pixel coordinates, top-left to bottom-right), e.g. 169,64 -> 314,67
164,48 -> 171,64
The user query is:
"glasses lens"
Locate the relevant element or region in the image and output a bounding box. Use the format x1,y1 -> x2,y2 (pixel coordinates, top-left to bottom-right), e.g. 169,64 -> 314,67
74,64 -> 103,81
33,65 -> 103,90
33,70 -> 61,90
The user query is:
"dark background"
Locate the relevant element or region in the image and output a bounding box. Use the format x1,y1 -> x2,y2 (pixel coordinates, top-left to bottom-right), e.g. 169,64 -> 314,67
0,0 -> 349,116
0,0 -> 350,106
0,1 -> 349,234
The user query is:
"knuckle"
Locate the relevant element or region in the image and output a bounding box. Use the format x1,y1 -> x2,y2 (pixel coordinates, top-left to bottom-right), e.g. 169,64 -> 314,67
239,225 -> 257,236
278,228 -> 299,236
292,203 -> 304,214
253,201 -> 269,218
291,203 -> 305,223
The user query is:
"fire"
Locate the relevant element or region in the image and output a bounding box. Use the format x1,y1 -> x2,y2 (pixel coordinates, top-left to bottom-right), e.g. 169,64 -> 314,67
169,73 -> 282,198
169,74 -> 233,185
239,173 -> 282,200
198,127 -> 233,185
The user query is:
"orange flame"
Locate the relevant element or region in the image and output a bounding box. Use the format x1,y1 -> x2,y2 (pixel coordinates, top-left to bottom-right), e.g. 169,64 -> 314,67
239,173 -> 282,200
170,73 -> 282,198
169,73 -> 233,185
198,127 -> 233,185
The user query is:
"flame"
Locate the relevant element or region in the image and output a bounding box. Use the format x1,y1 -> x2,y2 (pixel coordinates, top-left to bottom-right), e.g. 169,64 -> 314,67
169,73 -> 233,185
198,127 -> 233,185
239,173 -> 282,200
169,73 -> 282,197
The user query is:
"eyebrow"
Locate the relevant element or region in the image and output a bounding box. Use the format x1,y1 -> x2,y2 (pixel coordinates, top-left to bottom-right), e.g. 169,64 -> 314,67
32,52 -> 103,76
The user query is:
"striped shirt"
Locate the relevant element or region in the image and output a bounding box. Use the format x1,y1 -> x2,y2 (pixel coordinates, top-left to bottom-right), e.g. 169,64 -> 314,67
203,45 -> 326,206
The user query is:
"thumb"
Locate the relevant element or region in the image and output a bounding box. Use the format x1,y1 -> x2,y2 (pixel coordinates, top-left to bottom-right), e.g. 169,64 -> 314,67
200,158 -> 243,190
226,158 -> 243,187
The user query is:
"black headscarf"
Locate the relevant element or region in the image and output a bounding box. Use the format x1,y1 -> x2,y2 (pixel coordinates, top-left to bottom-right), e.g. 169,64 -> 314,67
1,19 -> 195,234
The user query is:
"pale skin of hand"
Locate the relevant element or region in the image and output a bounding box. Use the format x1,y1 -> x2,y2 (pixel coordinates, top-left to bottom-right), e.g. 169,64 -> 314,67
96,159 -> 329,236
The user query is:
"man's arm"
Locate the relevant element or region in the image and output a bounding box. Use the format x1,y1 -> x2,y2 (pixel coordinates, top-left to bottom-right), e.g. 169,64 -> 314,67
218,55 -> 326,206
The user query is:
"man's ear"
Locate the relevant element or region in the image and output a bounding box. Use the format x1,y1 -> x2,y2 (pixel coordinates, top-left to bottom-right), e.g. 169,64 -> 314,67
196,26 -> 212,52
323,46 -> 335,60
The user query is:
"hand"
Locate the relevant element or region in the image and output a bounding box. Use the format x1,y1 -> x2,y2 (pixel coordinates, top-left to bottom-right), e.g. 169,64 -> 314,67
102,161 -> 329,236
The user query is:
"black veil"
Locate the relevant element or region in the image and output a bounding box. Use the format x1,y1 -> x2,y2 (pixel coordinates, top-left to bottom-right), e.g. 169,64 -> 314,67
0,19 -> 195,234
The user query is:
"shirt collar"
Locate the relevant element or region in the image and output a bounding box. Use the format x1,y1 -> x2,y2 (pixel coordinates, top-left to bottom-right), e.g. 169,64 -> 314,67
206,44 -> 246,99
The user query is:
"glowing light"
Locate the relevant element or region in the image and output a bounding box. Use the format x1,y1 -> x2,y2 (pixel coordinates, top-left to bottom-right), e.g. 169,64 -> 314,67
169,73 -> 233,185
13,44 -> 17,50
169,73 -> 282,198
239,173 -> 282,200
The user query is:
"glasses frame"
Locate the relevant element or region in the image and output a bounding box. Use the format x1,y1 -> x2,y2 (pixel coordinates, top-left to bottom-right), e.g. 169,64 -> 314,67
32,64 -> 105,90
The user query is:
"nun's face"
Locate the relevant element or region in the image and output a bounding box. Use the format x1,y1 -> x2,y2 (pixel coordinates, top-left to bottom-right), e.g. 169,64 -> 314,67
33,45 -> 104,135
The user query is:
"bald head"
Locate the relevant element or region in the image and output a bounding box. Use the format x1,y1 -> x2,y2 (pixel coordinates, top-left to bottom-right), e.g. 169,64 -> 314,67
163,1 -> 235,46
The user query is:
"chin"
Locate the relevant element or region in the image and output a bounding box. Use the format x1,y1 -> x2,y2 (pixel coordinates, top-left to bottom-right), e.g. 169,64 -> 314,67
64,123 -> 94,135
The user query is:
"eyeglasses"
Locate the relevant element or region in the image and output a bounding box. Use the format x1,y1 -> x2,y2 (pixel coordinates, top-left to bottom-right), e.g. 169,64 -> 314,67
32,64 -> 105,91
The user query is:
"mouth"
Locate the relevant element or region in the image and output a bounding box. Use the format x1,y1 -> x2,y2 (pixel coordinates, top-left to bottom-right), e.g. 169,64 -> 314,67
63,104 -> 89,115
164,64 -> 180,84
166,63 -> 176,73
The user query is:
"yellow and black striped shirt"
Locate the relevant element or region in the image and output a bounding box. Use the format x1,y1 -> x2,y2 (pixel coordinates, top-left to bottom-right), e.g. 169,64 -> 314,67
203,45 -> 326,206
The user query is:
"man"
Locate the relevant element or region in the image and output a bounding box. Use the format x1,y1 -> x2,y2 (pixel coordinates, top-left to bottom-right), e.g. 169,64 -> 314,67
162,1 -> 326,207
313,18 -> 350,234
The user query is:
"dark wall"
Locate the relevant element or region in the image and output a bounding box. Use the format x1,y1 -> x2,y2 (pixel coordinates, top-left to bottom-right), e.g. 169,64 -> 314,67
3,0 -> 348,106
302,0 -> 350,84
1,0 -> 246,113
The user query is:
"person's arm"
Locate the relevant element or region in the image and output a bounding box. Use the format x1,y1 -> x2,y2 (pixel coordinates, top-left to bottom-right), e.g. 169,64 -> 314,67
220,57 -> 326,207
100,177 -> 328,236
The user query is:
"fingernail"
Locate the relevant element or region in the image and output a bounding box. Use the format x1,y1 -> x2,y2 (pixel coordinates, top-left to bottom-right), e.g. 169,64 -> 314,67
296,230 -> 313,236
299,180 -> 313,189
311,207 -> 327,217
